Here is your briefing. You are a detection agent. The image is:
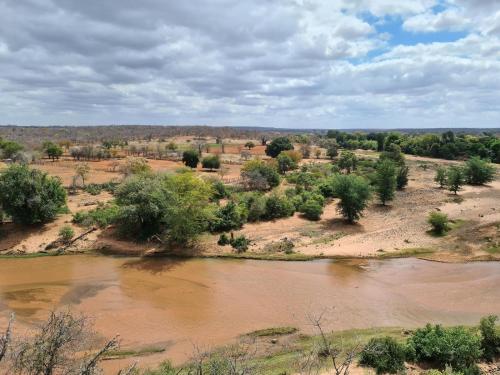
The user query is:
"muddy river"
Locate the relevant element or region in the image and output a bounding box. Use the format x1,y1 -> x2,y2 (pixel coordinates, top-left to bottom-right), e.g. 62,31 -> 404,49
0,255 -> 499,367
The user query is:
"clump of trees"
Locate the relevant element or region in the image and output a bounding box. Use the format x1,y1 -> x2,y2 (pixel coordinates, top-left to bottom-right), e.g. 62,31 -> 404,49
464,157 -> 495,185
43,141 -> 64,161
265,137 -> 294,158
0,138 -> 23,159
330,174 -> 371,223
0,164 -> 67,225
241,159 -> 281,191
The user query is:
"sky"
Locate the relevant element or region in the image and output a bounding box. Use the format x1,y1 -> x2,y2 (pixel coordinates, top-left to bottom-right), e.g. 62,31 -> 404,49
0,0 -> 499,129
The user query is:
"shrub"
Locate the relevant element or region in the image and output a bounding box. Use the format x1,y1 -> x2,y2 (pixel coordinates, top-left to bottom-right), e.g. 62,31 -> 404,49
435,167 -> 447,188
202,155 -> 221,170
428,211 -> 449,234
479,315 -> 500,362
406,324 -> 482,371
265,137 -> 294,158
0,164 -> 67,225
72,204 -> 120,228
264,194 -> 295,220
338,151 -> 358,173
244,193 -> 267,222
397,165 -> 409,190
120,157 -> 151,176
217,233 -> 230,246
331,174 -> 371,223
300,199 -> 323,221
84,183 -> 102,195
182,149 -> 200,169
464,157 -> 495,185
446,166 -> 464,195
230,235 -> 250,252
58,225 -> 75,244
209,201 -> 247,232
211,180 -> 230,200
241,159 -> 280,191
375,159 -> 397,205
276,153 -> 297,174
359,337 -> 406,374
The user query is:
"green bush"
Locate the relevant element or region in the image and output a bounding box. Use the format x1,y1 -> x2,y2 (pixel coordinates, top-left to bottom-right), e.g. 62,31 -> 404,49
211,180 -> 230,200
241,159 -> 281,191
84,183 -> 102,195
217,233 -> 230,246
435,167 -> 447,188
72,204 -> 120,228
182,149 -> 200,168
0,164 -> 67,225
359,337 -> 406,374
464,157 -> 495,185
230,235 -> 250,252
446,166 -> 464,195
397,165 -> 409,189
428,211 -> 449,234
245,193 -> 267,222
264,194 -> 295,220
209,201 -> 247,232
375,159 -> 397,205
202,155 -> 221,170
276,153 -> 297,174
58,225 -> 75,244
300,199 -> 323,221
406,324 -> 482,371
479,315 -> 500,362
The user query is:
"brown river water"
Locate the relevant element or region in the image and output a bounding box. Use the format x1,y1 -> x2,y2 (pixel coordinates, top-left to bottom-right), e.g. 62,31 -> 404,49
0,255 -> 499,369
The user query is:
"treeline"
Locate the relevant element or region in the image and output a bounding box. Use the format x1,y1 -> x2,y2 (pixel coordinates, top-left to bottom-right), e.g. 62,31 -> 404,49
325,130 -> 500,162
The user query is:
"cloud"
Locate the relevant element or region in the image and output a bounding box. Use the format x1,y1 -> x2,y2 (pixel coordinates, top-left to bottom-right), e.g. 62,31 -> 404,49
0,0 -> 498,128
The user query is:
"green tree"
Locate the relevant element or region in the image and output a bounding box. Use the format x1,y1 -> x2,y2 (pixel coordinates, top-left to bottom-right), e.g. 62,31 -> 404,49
74,162 -> 90,186
182,149 -> 200,168
446,166 -> 464,195
201,155 -> 221,170
264,194 -> 295,220
244,141 -> 255,150
43,141 -> 63,161
241,159 -> 280,191
265,137 -> 293,158
0,164 -> 67,224
276,153 -> 297,174
326,141 -> 339,159
209,201 -> 247,232
300,198 -> 323,221
435,166 -> 447,188
464,157 -> 495,185
0,140 -> 23,159
337,151 -> 357,174
331,174 -> 371,223
375,160 -> 397,205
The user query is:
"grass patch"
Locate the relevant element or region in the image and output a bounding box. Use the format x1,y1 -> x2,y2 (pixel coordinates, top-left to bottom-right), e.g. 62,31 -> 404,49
485,245 -> 500,255
377,248 -> 435,259
207,252 -> 316,261
0,252 -> 57,259
104,346 -> 165,359
310,232 -> 346,245
245,327 -> 298,338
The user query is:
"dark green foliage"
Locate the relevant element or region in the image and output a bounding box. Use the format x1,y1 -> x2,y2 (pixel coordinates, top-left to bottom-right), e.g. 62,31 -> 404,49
479,315 -> 500,362
406,324 -> 482,371
428,211 -> 449,234
209,201 -> 247,232
435,167 -> 447,188
331,174 -> 371,223
0,164 -> 67,224
230,235 -> 250,252
464,157 -> 495,185
265,137 -> 294,158
43,141 -> 63,161
241,192 -> 267,222
182,149 -> 200,168
72,204 -> 120,228
114,173 -> 213,244
276,153 -> 297,174
375,160 -> 397,205
58,225 -> 74,243
380,143 -> 405,166
0,140 -> 23,159
326,141 -> 339,159
211,180 -> 230,200
202,155 -> 221,170
84,183 -> 102,195
264,194 -> 295,220
300,199 -> 323,220
397,165 -> 409,189
217,233 -> 230,246
446,166 -> 464,194
359,337 -> 406,374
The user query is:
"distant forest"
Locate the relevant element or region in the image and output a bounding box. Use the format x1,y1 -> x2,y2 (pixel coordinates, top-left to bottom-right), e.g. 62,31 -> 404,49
0,125 -> 498,147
